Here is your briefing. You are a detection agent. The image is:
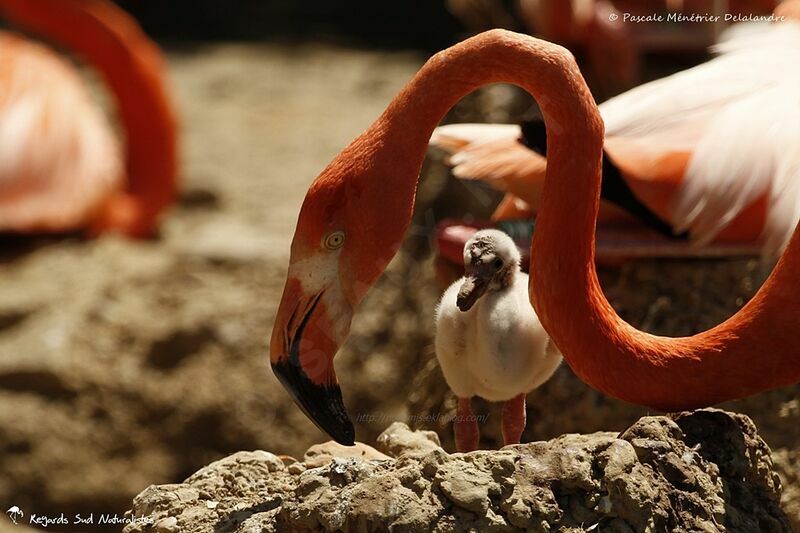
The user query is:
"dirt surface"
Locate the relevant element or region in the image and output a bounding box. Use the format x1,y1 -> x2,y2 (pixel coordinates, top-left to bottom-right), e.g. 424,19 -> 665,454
1,41 -> 798,531
124,410 -> 791,532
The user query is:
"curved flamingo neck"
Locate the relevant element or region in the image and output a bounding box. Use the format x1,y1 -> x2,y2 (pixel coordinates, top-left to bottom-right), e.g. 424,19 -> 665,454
346,29 -> 799,409
345,30 -> 603,244
0,0 -> 177,236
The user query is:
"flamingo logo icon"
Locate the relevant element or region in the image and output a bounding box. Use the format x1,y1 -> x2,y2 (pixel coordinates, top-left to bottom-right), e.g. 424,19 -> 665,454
6,506 -> 24,525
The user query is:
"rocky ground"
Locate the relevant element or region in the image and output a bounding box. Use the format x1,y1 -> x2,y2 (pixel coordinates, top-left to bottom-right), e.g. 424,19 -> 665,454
124,410 -> 790,532
1,42 -> 798,532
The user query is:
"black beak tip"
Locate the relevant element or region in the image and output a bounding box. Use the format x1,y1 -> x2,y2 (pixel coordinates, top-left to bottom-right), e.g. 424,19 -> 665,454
331,422 -> 356,446
272,360 -> 356,446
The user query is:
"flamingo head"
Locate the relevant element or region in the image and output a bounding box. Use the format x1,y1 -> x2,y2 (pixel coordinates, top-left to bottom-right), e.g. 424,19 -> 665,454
269,140 -> 416,445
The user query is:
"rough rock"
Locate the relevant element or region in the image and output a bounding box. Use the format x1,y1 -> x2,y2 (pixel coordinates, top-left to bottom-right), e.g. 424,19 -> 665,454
125,410 -> 791,533
303,441 -> 390,468
376,421 -> 442,458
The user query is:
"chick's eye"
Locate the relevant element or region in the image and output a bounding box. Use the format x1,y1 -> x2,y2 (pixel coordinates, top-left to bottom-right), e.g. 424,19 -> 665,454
323,230 -> 346,250
494,258 -> 504,269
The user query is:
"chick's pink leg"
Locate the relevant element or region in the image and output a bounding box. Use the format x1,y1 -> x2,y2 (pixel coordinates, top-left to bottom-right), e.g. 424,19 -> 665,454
454,397 -> 479,452
502,393 -> 526,445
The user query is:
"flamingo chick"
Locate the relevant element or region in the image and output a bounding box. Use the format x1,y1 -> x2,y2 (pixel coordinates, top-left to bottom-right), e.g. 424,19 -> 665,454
435,229 -> 561,452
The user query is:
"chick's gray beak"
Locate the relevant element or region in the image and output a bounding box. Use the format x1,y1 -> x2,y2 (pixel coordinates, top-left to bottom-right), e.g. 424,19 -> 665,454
456,275 -> 489,311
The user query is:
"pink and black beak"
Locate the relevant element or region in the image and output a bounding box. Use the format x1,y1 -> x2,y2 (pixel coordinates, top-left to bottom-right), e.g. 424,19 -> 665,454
270,278 -> 355,445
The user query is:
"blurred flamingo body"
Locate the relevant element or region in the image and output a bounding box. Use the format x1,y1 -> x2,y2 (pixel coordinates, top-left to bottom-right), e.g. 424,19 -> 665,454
0,0 -> 177,237
447,0 -> 779,96
432,17 -> 800,254
269,29 -> 800,445
0,33 -> 121,232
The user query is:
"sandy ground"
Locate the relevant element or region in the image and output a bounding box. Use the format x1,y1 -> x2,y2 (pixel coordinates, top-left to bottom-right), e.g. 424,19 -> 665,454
0,42 -> 798,531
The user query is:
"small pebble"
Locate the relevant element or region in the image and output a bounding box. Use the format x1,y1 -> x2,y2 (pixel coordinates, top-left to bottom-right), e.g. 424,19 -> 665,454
154,516 -> 179,533
288,463 -> 306,475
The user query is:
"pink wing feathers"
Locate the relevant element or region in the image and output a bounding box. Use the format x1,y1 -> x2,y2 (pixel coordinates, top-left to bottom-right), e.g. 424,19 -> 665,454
431,22 -> 800,254
0,33 -> 122,233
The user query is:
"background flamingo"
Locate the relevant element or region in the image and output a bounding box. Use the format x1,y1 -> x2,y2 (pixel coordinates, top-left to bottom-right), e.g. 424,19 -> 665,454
432,13 -> 800,256
446,0 -> 778,97
0,0 -> 177,237
270,29 -> 800,445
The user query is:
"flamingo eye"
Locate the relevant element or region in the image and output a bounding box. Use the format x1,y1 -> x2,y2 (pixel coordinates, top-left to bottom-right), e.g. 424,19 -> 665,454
323,230 -> 346,250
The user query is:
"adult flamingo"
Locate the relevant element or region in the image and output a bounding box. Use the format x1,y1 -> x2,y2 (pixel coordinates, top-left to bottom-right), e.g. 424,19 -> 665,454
432,14 -> 800,254
0,0 -> 177,237
269,29 -> 800,445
